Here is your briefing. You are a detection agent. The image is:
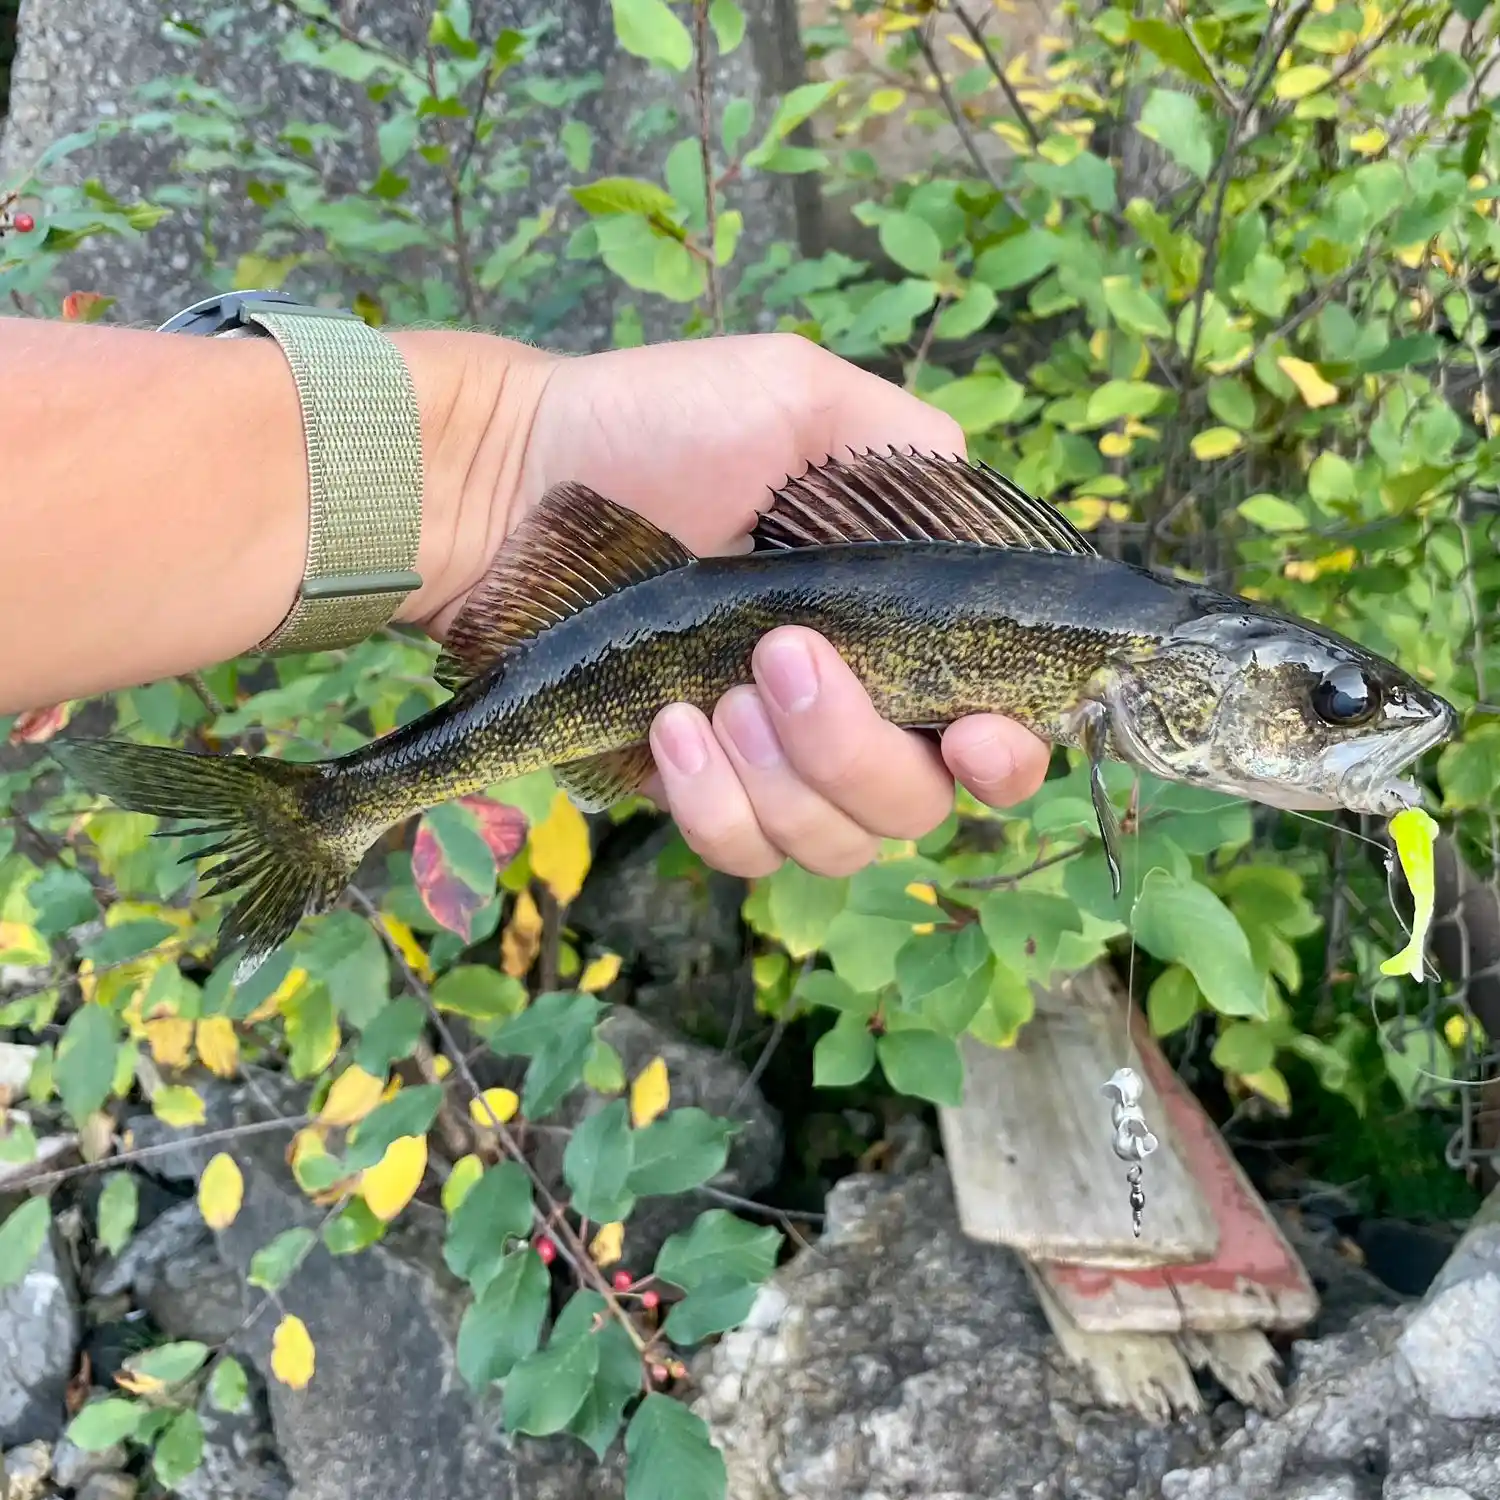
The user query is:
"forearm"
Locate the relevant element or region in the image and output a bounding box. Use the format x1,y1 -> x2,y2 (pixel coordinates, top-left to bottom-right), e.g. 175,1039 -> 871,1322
0,316 -> 544,715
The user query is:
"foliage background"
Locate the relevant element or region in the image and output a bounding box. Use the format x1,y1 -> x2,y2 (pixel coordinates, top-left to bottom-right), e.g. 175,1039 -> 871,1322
3,1 -> 1500,1495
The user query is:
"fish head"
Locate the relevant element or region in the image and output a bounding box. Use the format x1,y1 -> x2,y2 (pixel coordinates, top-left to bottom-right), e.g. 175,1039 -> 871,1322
1102,608 -> 1457,816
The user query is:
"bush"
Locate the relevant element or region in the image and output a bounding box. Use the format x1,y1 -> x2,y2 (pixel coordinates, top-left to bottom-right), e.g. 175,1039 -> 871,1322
3,1 -> 1500,1494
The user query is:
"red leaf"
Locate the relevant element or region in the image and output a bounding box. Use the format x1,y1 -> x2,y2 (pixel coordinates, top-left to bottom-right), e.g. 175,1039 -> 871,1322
458,795 -> 528,865
61,291 -> 114,323
9,702 -> 72,744
411,820 -> 484,942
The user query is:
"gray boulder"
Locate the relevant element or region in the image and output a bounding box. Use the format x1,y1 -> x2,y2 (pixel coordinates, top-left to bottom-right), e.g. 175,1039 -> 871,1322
0,1224 -> 80,1448
168,1377 -> 290,1500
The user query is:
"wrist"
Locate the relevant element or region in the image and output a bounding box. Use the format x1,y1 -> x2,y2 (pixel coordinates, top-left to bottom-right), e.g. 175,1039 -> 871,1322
386,329 -> 558,639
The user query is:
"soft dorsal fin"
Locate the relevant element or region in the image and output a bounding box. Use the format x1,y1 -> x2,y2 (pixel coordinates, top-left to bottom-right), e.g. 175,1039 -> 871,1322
435,481 -> 696,690
751,449 -> 1097,557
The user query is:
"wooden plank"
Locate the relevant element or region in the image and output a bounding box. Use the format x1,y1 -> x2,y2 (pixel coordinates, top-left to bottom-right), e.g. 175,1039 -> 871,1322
1034,992 -> 1319,1335
1179,1330 -> 1286,1414
938,964 -> 1218,1267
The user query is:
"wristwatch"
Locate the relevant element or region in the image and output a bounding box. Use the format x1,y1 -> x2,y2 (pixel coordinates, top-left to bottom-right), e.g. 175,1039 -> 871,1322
157,289 -> 424,656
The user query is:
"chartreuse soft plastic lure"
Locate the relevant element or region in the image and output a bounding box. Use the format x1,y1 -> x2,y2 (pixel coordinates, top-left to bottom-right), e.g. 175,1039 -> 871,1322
1380,807 -> 1439,981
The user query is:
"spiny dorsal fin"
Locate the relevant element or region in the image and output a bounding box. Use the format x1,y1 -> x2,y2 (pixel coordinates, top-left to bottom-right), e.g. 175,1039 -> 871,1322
436,481 -> 696,690
554,744 -> 657,813
751,449 -> 1097,558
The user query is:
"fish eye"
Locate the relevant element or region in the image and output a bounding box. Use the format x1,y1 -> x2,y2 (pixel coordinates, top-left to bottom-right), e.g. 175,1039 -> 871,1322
1311,665 -> 1379,727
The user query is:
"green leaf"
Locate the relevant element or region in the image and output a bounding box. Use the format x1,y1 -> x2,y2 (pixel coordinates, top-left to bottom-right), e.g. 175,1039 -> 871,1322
926,373 -> 1025,434
412,802 -> 498,941
1439,729 -> 1500,811
794,969 -> 876,1016
933,283 -> 998,341
560,120 -> 593,173
878,211 -> 943,277
709,0 -> 746,54
345,1084 -> 442,1172
1308,452 -> 1357,507
566,1315 -> 641,1461
1238,494 -> 1306,532
655,1210 -> 781,1293
973,228 -> 1059,291
1147,966 -> 1201,1036
664,1276 -> 759,1345
626,1109 -> 736,1196
610,0 -> 693,72
1136,88 -> 1211,180
563,1100 -> 636,1223
1085,379 -> 1165,425
877,1029 -> 963,1106
764,864 -> 848,958
431,966 -> 527,1024
247,1227 -> 317,1292
490,991 -> 604,1118
503,1334 -> 600,1437
322,1198 -> 386,1256
0,1197 -> 51,1289
65,1398 -> 144,1451
96,1172 -> 139,1256
444,1160 -> 533,1294
56,1002 -> 119,1123
1207,377 -> 1256,430
300,912 -> 390,1028
79,919 -> 175,966
1131,874 -> 1267,1019
208,1356 -> 249,1414
813,1012 -> 877,1087
1127,18 -> 1216,88
284,980 -> 337,1081
355,996 -> 426,1074
721,97 -> 754,157
123,1340 -> 210,1388
572,175 -> 678,219
152,1409 -> 205,1488
759,80 -> 842,145
1212,1021 -> 1277,1077
977,890 -> 1082,981
625,1395 -> 727,1500
456,1248 -> 549,1388
1101,278 -> 1172,339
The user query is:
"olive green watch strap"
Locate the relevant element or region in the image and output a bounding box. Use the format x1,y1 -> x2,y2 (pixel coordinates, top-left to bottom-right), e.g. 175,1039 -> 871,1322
244,306 -> 424,656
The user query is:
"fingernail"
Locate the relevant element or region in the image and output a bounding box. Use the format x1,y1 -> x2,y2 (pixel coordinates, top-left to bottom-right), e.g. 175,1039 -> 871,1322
722,691 -> 784,769
951,725 -> 1018,788
654,706 -> 709,777
758,633 -> 819,714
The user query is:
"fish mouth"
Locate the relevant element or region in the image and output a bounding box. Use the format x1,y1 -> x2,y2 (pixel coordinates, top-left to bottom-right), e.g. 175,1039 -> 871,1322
1331,707 -> 1458,816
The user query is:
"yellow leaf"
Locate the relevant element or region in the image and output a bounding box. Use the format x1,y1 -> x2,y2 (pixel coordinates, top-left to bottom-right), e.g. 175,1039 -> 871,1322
906,881 -> 938,936
867,86 -> 905,114
1099,431 -> 1132,458
529,791 -> 592,906
145,1016 -> 194,1070
245,965 -> 308,1026
630,1056 -> 670,1129
318,1065 -> 385,1128
1274,63 -> 1331,100
152,1086 -> 205,1127
1277,356 -> 1339,408
432,1054 -> 453,1079
360,1134 -> 428,1222
1240,1067 -> 1291,1111
1350,126 -> 1387,156
271,1314 -> 316,1390
0,920 -> 50,966
1191,427 -> 1244,460
442,1153 -> 484,1214
579,952 -> 622,993
468,1087 -> 520,1127
947,33 -> 984,61
198,1151 -> 244,1230
114,1369 -> 164,1395
501,890 -> 544,978
195,1017 -> 240,1079
590,1220 -> 625,1268
380,1076 -> 403,1102
377,912 -> 433,984
1444,1013 -> 1470,1049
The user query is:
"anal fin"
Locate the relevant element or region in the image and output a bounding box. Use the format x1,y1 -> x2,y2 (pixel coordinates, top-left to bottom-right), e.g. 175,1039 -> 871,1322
436,482 -> 696,691
554,744 -> 657,813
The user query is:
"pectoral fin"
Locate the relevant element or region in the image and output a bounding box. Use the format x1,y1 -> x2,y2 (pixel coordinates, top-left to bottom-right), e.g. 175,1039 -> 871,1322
1077,702 -> 1123,899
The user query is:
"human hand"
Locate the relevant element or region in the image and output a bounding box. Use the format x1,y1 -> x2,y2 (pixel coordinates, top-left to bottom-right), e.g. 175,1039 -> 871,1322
448,333 -> 1051,878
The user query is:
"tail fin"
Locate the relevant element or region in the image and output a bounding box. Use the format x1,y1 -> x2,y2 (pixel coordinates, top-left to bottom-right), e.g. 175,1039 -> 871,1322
50,738 -> 359,982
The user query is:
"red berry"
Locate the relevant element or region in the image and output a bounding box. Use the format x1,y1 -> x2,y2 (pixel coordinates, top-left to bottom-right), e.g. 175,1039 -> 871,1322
13,213 -> 35,233
649,1363 -> 670,1385
612,1270 -> 633,1292
535,1237 -> 557,1266
641,1289 -> 661,1311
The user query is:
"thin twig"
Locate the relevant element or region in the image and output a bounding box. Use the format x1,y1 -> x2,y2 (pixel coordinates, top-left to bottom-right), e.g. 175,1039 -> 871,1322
694,1 -> 725,334
948,2 -> 1042,151
1166,0 -> 1240,115
694,1183 -> 826,1223
954,844 -> 1082,891
914,20 -> 1004,194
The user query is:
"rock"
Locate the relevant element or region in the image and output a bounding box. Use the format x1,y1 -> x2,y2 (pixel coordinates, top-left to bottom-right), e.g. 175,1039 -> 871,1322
168,1378 -> 289,1500
695,1163 -> 1220,1500
1397,1205 -> 1500,1420
74,1475 -> 137,1500
0,0 -> 815,348
0,1225 -> 80,1448
139,1237 -> 245,1347
203,1085 -> 623,1500
49,1433 -> 126,1491
537,1008 -> 782,1269
115,1083 -> 241,1184
0,1440 -> 52,1500
89,1199 -> 207,1297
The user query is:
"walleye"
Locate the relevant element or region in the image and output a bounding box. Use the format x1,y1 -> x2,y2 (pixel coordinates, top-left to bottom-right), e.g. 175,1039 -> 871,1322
49,450 -> 1457,982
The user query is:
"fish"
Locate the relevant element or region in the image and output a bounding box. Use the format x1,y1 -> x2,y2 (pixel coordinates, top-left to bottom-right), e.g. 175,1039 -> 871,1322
48,448 -> 1458,983
1379,805 -> 1440,981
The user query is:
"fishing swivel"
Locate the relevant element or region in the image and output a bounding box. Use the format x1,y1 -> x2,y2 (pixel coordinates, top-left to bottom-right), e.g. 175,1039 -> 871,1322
1101,1066 -> 1158,1239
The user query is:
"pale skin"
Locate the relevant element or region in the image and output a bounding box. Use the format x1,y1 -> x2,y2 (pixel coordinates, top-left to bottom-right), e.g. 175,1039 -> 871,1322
0,317 -> 1049,879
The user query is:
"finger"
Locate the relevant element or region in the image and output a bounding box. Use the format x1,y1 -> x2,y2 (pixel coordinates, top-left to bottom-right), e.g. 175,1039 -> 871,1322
711,687 -> 880,879
941,714 -> 1052,809
647,703 -> 784,879
749,627 -> 956,840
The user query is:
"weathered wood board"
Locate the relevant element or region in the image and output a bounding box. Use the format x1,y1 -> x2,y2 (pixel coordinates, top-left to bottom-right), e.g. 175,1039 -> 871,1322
938,964 -> 1219,1267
